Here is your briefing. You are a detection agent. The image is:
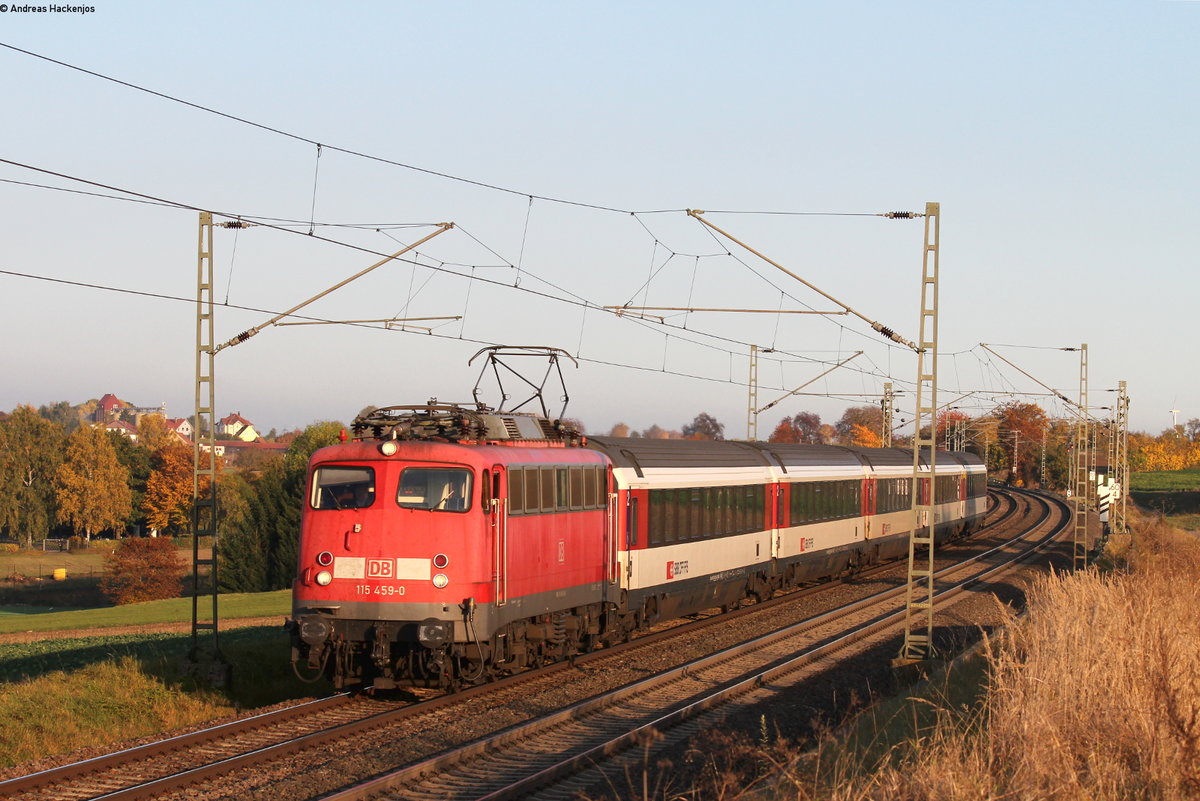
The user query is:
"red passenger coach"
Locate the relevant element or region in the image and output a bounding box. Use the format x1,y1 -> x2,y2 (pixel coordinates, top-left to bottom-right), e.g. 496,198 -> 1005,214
289,403 -> 987,690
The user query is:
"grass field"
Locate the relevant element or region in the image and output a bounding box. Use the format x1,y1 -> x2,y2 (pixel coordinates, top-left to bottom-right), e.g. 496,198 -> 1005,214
0,590 -> 291,634
0,622 -> 329,768
1130,468 -> 1200,491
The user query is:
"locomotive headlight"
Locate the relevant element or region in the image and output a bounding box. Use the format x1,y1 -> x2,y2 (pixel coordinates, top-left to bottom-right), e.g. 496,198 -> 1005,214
316,551 -> 333,567
316,571 -> 333,586
379,440 -> 399,456
432,573 -> 449,589
432,553 -> 449,569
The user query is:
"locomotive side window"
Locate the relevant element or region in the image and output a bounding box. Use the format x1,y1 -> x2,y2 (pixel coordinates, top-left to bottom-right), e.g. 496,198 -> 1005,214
508,469 -> 525,514
311,466 -> 376,510
556,468 -> 570,509
540,466 -> 556,511
504,463 -> 607,516
396,468 -> 473,512
524,467 -> 541,512
569,467 -> 584,511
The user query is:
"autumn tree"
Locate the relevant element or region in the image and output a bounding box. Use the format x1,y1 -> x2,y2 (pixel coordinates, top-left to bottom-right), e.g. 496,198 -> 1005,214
54,424 -> 132,541
0,406 -> 66,547
769,412 -> 824,444
608,423 -> 631,438
136,413 -> 175,453
143,444 -> 198,533
847,423 -> 882,448
835,406 -> 883,445
682,412 -> 725,441
994,402 -> 1049,486
101,537 -> 184,604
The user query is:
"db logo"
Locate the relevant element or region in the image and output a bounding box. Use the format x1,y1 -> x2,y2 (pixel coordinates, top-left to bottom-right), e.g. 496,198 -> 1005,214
367,559 -> 395,579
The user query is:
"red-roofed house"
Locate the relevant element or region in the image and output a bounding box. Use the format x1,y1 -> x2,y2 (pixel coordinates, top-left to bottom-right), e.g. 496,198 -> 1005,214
219,412 -> 260,442
94,393 -> 127,422
102,419 -> 138,441
165,418 -> 194,442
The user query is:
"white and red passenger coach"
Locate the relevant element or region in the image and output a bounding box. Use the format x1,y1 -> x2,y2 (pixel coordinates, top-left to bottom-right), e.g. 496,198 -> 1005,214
289,404 -> 987,689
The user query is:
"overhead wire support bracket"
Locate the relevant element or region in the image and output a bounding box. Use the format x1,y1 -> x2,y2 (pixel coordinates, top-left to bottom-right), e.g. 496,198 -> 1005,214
755,351 -> 864,415
606,305 -> 848,316
685,209 -> 919,351
276,315 -> 462,334
978,343 -> 1088,416
213,222 -> 454,353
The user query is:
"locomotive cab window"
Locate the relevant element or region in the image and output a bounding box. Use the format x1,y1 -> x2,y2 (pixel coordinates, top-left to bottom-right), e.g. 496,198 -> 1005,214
396,467 -> 473,512
311,466 -> 376,510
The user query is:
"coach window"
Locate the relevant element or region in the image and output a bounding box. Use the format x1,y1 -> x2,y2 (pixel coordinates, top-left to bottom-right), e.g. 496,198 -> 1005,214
311,466 -> 375,510
396,467 -> 472,512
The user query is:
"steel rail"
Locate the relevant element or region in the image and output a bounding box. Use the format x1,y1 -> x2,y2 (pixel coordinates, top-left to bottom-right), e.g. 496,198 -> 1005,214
2,490 -> 1020,801
320,489 -> 1067,800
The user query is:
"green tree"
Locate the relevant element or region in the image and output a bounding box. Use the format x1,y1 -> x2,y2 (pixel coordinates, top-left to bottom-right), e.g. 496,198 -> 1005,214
220,421 -> 342,592
0,406 -> 66,547
37,400 -> 82,433
54,425 -> 132,541
108,432 -> 152,531
283,421 -> 345,471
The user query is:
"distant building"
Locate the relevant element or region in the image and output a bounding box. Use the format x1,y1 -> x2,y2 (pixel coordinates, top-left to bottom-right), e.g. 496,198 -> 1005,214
219,411 -> 260,442
94,393 -> 127,422
102,419 -> 138,441
165,418 -> 194,444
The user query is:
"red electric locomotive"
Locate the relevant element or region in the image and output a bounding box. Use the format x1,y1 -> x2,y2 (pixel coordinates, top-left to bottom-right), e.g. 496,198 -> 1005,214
289,402 -> 987,690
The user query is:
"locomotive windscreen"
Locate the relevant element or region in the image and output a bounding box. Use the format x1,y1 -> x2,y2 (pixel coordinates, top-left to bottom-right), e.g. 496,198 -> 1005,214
397,467 -> 473,512
311,466 -> 376,510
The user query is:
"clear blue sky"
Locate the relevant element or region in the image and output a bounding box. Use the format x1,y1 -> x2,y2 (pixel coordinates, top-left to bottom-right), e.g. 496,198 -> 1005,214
1,1 -> 1196,437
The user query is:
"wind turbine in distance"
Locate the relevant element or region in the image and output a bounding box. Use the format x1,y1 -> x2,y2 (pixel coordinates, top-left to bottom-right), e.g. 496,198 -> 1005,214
1170,407 -> 1181,427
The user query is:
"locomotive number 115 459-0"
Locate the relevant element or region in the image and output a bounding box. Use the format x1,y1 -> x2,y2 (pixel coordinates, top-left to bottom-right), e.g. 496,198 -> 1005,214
355,584 -> 407,596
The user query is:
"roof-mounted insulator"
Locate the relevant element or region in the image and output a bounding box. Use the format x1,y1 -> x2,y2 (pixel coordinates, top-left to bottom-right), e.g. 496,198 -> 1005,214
880,211 -> 922,219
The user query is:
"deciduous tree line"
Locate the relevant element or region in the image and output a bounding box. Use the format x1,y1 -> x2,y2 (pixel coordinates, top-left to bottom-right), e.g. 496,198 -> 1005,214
0,405 -> 201,547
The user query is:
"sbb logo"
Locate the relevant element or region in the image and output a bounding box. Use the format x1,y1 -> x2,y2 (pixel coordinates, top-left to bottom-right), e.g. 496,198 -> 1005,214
666,560 -> 689,579
367,559 -> 395,579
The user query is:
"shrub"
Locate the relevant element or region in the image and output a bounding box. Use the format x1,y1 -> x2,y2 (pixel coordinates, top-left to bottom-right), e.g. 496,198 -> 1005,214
0,543 -> 19,554
100,538 -> 185,605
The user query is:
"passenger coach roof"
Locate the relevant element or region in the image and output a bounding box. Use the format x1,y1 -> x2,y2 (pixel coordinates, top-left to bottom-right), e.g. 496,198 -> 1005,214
584,438 -> 984,475
585,437 -> 773,472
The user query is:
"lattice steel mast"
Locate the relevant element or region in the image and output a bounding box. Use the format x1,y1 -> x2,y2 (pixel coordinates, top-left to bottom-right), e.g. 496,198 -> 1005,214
1072,344 -> 1090,571
188,212 -> 229,685
897,202 -> 940,665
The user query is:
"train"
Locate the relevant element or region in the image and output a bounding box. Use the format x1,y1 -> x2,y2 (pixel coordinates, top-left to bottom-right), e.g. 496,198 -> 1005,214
288,403 -> 988,690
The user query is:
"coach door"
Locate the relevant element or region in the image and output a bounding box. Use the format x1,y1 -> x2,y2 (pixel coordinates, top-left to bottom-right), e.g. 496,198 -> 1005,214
489,465 -> 508,606
862,478 -> 875,539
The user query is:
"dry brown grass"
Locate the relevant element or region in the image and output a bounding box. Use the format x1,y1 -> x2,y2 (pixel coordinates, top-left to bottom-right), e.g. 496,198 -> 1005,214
790,515 -> 1200,801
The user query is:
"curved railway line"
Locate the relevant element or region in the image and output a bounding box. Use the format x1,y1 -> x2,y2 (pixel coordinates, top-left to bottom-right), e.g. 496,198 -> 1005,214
0,487 -> 1071,801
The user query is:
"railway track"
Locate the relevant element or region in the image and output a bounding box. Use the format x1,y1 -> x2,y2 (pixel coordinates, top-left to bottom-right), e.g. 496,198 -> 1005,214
0,488 -> 1055,801
317,488 -> 1070,800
